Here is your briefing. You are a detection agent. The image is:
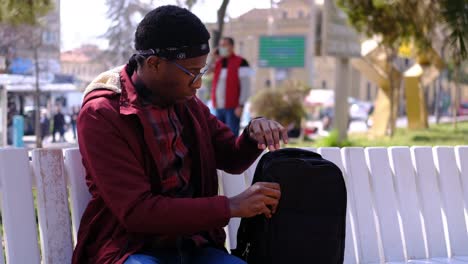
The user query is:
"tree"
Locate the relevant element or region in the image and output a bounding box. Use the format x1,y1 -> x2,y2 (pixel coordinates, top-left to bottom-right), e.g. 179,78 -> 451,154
0,0 -> 53,148
103,0 -> 153,66
0,0 -> 52,25
439,0 -> 468,129
336,0 -> 426,136
337,0 -> 467,135
174,0 -> 230,48
211,0 -> 230,50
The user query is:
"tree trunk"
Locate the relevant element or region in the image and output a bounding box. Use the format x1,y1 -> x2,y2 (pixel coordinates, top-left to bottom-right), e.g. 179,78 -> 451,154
34,45 -> 42,148
211,0 -> 230,50
452,65 -> 460,130
387,48 -> 398,137
435,74 -> 442,124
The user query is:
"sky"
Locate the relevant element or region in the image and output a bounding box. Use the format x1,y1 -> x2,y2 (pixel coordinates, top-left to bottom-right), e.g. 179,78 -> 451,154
60,0 -> 275,51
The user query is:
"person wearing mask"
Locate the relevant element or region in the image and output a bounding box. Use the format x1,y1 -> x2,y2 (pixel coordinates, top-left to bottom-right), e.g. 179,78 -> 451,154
211,37 -> 252,136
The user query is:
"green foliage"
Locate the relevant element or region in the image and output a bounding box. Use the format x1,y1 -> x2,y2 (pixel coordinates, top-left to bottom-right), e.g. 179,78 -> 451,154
439,0 -> 468,62
0,0 -> 53,25
250,81 -> 311,128
336,0 -> 434,52
447,61 -> 468,84
289,121 -> 468,148
314,130 -> 354,147
336,0 -> 467,62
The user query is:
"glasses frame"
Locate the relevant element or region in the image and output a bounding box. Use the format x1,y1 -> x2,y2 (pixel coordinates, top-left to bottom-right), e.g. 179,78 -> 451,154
161,58 -> 208,85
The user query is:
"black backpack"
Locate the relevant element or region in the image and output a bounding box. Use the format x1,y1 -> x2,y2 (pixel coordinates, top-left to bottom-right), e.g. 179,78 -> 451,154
231,148 -> 347,264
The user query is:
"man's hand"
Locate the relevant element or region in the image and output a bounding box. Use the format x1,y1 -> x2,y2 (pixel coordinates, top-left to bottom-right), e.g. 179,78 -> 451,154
248,117 -> 288,151
234,106 -> 243,118
228,182 -> 281,218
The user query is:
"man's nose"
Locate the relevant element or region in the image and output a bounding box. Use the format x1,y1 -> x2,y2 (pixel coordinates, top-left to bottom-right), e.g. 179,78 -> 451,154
191,78 -> 203,89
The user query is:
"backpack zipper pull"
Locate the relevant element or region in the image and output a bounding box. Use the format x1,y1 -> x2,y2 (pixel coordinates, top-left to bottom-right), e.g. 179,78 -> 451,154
243,242 -> 251,257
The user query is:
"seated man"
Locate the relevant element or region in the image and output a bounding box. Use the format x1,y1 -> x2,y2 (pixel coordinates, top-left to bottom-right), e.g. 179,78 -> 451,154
73,5 -> 288,264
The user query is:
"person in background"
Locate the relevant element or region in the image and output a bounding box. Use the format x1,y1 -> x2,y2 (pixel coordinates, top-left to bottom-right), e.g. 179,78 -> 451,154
52,107 -> 65,142
70,106 -> 80,140
40,110 -> 50,142
211,37 -> 252,136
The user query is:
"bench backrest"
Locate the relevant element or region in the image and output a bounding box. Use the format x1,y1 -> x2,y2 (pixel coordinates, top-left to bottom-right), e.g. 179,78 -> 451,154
0,146 -> 467,263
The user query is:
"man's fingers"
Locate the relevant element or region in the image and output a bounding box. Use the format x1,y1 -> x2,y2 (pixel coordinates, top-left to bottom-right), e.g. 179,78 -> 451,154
279,124 -> 289,144
262,196 -> 280,207
258,203 -> 273,218
255,182 -> 280,190
249,121 -> 267,150
252,183 -> 281,200
259,121 -> 274,150
270,122 -> 281,150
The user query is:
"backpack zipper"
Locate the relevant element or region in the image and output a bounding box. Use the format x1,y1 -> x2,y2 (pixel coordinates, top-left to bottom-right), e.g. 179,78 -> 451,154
242,242 -> 251,258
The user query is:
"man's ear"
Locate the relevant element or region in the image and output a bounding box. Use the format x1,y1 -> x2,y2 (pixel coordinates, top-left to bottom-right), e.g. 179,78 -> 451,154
146,56 -> 160,71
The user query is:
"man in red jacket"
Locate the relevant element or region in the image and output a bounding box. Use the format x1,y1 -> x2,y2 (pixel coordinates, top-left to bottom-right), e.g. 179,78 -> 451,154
211,37 -> 251,136
73,5 -> 288,264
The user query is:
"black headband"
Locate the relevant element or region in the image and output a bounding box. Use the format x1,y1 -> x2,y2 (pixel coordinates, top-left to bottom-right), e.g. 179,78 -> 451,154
137,42 -> 210,60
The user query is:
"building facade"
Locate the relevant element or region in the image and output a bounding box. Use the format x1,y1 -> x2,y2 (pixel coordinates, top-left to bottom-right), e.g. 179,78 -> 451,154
206,0 -> 378,102
60,44 -> 112,89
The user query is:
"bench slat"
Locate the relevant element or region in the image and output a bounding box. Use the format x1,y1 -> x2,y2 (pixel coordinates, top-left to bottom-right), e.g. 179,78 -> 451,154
0,149 -> 39,264
433,147 -> 468,257
32,149 -> 73,264
63,148 -> 91,245
455,146 -> 468,219
319,147 -> 358,264
411,147 -> 448,258
366,147 -> 406,261
389,147 -> 427,260
342,147 -> 382,263
219,170 -> 246,250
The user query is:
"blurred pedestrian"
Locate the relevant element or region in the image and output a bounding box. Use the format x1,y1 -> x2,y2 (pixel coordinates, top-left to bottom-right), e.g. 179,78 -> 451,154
52,107 -> 65,142
40,111 -> 50,141
70,106 -> 80,140
211,37 -> 252,136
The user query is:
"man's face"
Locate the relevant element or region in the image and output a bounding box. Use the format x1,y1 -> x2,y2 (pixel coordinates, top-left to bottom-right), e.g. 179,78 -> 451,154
144,55 -> 208,105
219,39 -> 234,57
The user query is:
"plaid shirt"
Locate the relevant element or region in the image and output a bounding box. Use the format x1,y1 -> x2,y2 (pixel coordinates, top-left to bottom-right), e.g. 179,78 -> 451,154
146,105 -> 192,195
134,74 -> 208,248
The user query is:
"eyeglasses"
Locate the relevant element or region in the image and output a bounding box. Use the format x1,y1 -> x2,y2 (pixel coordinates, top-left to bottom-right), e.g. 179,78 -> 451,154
161,58 -> 208,85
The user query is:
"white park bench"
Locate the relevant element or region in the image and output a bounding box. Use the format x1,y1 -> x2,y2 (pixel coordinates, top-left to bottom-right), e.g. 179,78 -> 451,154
0,146 -> 467,263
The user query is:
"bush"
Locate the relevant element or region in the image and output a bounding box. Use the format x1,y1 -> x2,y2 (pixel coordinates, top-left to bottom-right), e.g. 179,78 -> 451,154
250,81 -> 311,129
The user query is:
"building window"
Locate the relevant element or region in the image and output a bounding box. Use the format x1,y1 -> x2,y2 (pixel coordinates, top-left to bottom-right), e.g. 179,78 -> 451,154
282,11 -> 287,19
322,80 -> 327,89
298,11 -> 304,18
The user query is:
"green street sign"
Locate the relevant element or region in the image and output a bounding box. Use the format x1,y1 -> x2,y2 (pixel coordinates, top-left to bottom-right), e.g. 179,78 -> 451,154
258,36 -> 305,68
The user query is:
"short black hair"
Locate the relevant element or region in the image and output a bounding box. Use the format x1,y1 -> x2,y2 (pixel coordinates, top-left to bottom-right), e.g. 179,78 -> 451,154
134,5 -> 210,50
223,37 -> 235,46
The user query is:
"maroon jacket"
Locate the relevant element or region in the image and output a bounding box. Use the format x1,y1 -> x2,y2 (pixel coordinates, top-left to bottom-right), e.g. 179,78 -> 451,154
72,66 -> 262,264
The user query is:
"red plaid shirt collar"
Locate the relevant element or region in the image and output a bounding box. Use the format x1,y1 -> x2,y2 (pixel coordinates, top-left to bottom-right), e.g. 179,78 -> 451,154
131,73 -> 192,195
145,105 -> 192,195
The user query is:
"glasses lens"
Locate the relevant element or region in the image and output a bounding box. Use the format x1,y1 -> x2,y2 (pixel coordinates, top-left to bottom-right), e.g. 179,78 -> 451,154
192,65 -> 209,84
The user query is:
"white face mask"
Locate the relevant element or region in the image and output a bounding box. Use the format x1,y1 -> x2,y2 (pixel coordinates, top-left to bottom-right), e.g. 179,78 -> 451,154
218,47 -> 229,57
